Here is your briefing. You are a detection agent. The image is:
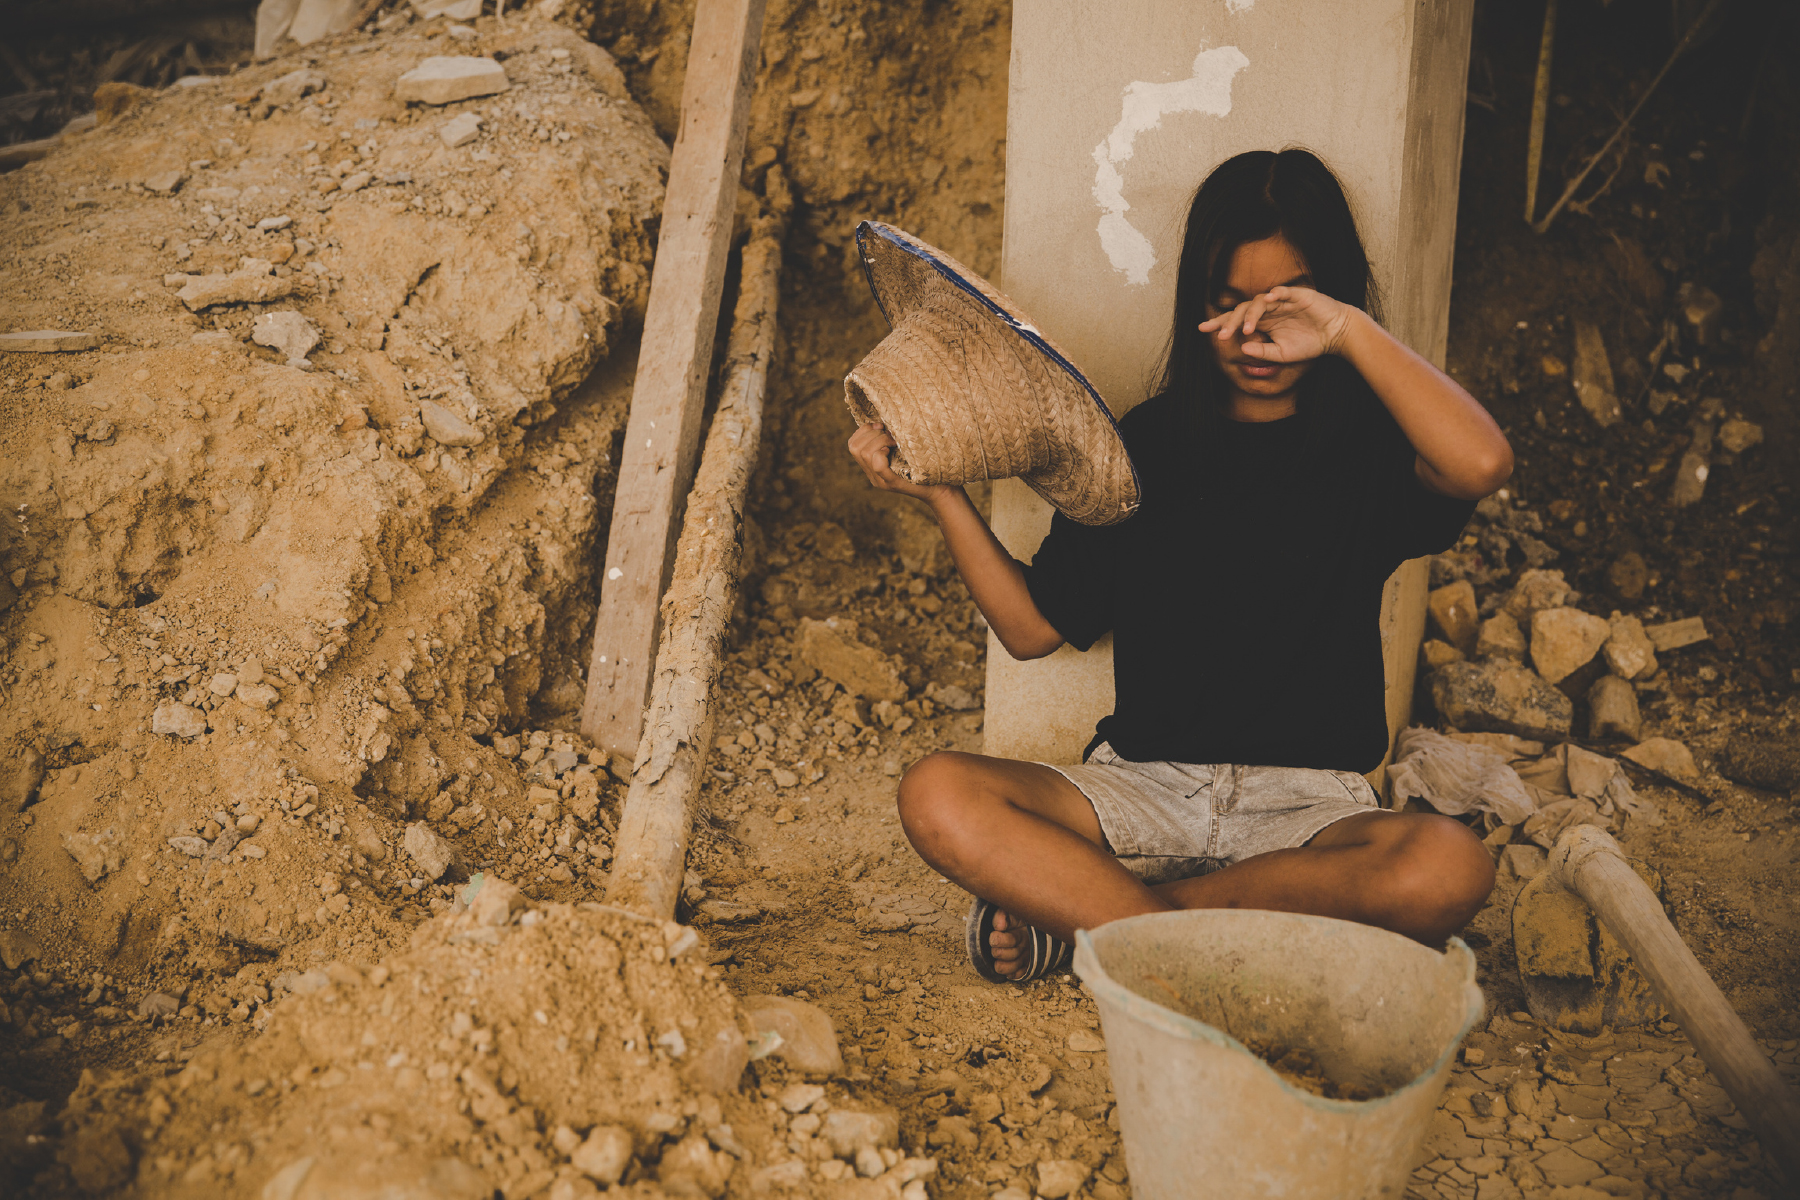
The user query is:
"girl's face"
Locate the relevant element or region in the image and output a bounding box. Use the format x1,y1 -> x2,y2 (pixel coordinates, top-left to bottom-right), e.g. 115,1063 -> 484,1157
1206,234 -> 1316,406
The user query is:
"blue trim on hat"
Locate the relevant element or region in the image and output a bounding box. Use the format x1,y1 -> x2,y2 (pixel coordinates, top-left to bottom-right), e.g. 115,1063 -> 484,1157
854,221 -> 1141,509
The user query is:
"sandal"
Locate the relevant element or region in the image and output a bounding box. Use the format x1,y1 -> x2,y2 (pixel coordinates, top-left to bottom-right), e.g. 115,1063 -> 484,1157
966,897 -> 1072,984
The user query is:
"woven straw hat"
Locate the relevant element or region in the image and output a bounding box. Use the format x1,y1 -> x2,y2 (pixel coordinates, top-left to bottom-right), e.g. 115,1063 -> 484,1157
844,222 -> 1139,526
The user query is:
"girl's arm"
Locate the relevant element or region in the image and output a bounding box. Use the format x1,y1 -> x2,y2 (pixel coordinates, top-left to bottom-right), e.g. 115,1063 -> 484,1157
1203,288 -> 1513,500
847,422 -> 1065,660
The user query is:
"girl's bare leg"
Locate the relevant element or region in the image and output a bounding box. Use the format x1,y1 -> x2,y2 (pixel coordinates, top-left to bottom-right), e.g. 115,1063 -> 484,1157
897,752 -> 1495,979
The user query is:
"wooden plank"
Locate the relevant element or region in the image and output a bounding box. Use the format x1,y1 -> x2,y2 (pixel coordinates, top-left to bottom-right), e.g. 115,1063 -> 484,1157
607,214 -> 785,918
579,0 -> 768,763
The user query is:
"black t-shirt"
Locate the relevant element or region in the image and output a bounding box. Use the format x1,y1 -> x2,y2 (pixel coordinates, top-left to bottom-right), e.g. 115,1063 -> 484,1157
1020,382 -> 1475,774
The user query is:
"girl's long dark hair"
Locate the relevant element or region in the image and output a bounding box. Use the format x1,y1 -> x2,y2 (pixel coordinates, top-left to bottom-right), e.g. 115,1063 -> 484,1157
1155,148 -> 1381,418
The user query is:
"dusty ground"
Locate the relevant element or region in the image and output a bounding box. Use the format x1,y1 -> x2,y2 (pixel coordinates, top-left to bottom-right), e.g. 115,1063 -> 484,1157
1,1 -> 1798,1198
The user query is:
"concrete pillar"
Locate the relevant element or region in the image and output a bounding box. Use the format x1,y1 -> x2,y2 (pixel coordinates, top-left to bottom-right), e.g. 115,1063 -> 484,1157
984,0 -> 1475,772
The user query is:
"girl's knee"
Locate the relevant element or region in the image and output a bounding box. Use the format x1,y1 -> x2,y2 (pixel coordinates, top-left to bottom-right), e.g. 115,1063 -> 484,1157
1379,815 -> 1495,931
896,752 -> 979,837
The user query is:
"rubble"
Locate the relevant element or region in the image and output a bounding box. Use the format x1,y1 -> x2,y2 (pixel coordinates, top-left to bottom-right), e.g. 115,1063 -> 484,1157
1585,675 -> 1642,741
1601,613 -> 1658,680
1528,607 -> 1610,685
796,617 -> 909,702
250,309 -> 320,364
396,56 -> 511,105
1570,321 -> 1620,426
0,330 -> 101,352
1431,660 -> 1573,740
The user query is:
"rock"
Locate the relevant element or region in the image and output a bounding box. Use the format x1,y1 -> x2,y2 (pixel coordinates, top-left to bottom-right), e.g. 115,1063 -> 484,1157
820,1110 -> 900,1158
145,170 -> 186,194
1678,281 -> 1722,344
570,1125 -> 633,1184
1446,731 -> 1543,758
152,701 -> 208,738
1601,614 -> 1657,681
263,67 -> 328,104
771,768 -> 798,788
403,822 -> 456,880
137,992 -> 180,1020
1644,616 -> 1708,652
1622,737 -> 1697,782
697,899 -> 760,923
176,259 -> 300,310
412,0 -> 482,16
685,1024 -> 749,1094
1427,579 -> 1479,655
168,836 -> 209,857
209,672 -> 240,695
658,1135 -> 728,1197
931,683 -> 978,711
796,618 -> 905,703
1606,551 -> 1648,601
257,215 -> 293,232
743,995 -> 844,1075
1715,740 -> 1800,793
888,503 -> 950,576
1476,612 -> 1527,662
0,927 -> 44,970
252,310 -> 320,364
440,111 -> 482,148
1718,418 -> 1763,454
0,330 -> 101,352
1421,639 -> 1462,669
236,681 -> 281,709
1498,843 -> 1546,882
420,399 -> 484,447
1,746 -> 45,813
1669,421 -> 1713,508
1067,1029 -> 1105,1053
1585,676 -> 1641,742
395,56 -> 510,106
778,1082 -> 826,1114
1502,569 -> 1570,627
1529,608 -> 1610,685
466,876 -> 524,926
62,827 -> 124,883
1571,321 -> 1619,426
1036,1160 -> 1091,1199
1430,661 -> 1572,741
340,171 -> 372,193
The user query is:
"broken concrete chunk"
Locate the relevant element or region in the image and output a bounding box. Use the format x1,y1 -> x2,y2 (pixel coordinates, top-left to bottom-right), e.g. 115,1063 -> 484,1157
263,67 -> 328,105
152,701 -> 208,738
1430,660 -> 1573,741
0,330 -> 100,352
1586,675 -> 1642,742
1571,321 -> 1619,426
235,681 -> 281,709
1427,579 -> 1478,656
1600,613 -> 1657,681
403,821 -> 456,880
1621,737 -> 1697,782
62,827 -> 125,883
178,260 -> 300,310
743,994 -> 844,1075
796,617 -> 906,702
439,111 -> 482,148
396,56 -> 509,106
252,310 -> 320,364
420,399 -> 483,447
1476,611 -> 1527,662
1644,616 -> 1708,652
1528,607 -> 1611,685
570,1125 -> 634,1184
145,170 -> 186,194
820,1109 -> 900,1158
1501,568 -> 1570,627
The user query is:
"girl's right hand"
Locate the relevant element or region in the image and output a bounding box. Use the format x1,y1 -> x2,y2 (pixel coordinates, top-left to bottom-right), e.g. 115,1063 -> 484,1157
848,422 -> 956,504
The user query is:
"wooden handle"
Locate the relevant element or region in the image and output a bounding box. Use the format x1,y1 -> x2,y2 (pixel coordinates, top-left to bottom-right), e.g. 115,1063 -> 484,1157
1550,825 -> 1799,1184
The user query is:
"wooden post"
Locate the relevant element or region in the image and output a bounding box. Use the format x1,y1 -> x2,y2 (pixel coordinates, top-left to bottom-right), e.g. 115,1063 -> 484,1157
606,213 -> 784,919
580,0 -> 768,763
1549,825 -> 1800,1183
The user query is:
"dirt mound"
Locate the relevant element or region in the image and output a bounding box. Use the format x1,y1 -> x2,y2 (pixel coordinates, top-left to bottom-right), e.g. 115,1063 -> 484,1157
0,7 -> 668,1093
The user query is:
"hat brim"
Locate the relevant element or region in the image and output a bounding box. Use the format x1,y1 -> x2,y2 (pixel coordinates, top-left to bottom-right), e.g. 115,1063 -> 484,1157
851,221 -> 1140,526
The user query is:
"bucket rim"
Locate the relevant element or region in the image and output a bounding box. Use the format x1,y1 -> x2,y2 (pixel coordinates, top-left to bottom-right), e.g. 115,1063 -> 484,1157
1072,909 -> 1485,1114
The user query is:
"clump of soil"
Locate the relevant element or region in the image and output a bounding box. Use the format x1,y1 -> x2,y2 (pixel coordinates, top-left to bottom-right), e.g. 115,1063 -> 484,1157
1240,1036 -> 1379,1103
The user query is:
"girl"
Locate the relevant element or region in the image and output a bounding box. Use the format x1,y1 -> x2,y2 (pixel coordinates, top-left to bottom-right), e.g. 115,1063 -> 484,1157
847,148 -> 1511,982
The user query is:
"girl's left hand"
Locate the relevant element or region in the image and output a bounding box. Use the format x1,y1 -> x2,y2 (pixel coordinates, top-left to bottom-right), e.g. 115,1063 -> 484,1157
1197,285 -> 1359,363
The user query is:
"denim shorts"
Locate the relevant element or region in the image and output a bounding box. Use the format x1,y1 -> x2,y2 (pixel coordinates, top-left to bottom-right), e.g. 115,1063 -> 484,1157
1043,742 -> 1389,885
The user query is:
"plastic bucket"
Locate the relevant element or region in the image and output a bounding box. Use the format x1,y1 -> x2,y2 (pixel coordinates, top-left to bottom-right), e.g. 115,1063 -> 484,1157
1073,910 -> 1484,1199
